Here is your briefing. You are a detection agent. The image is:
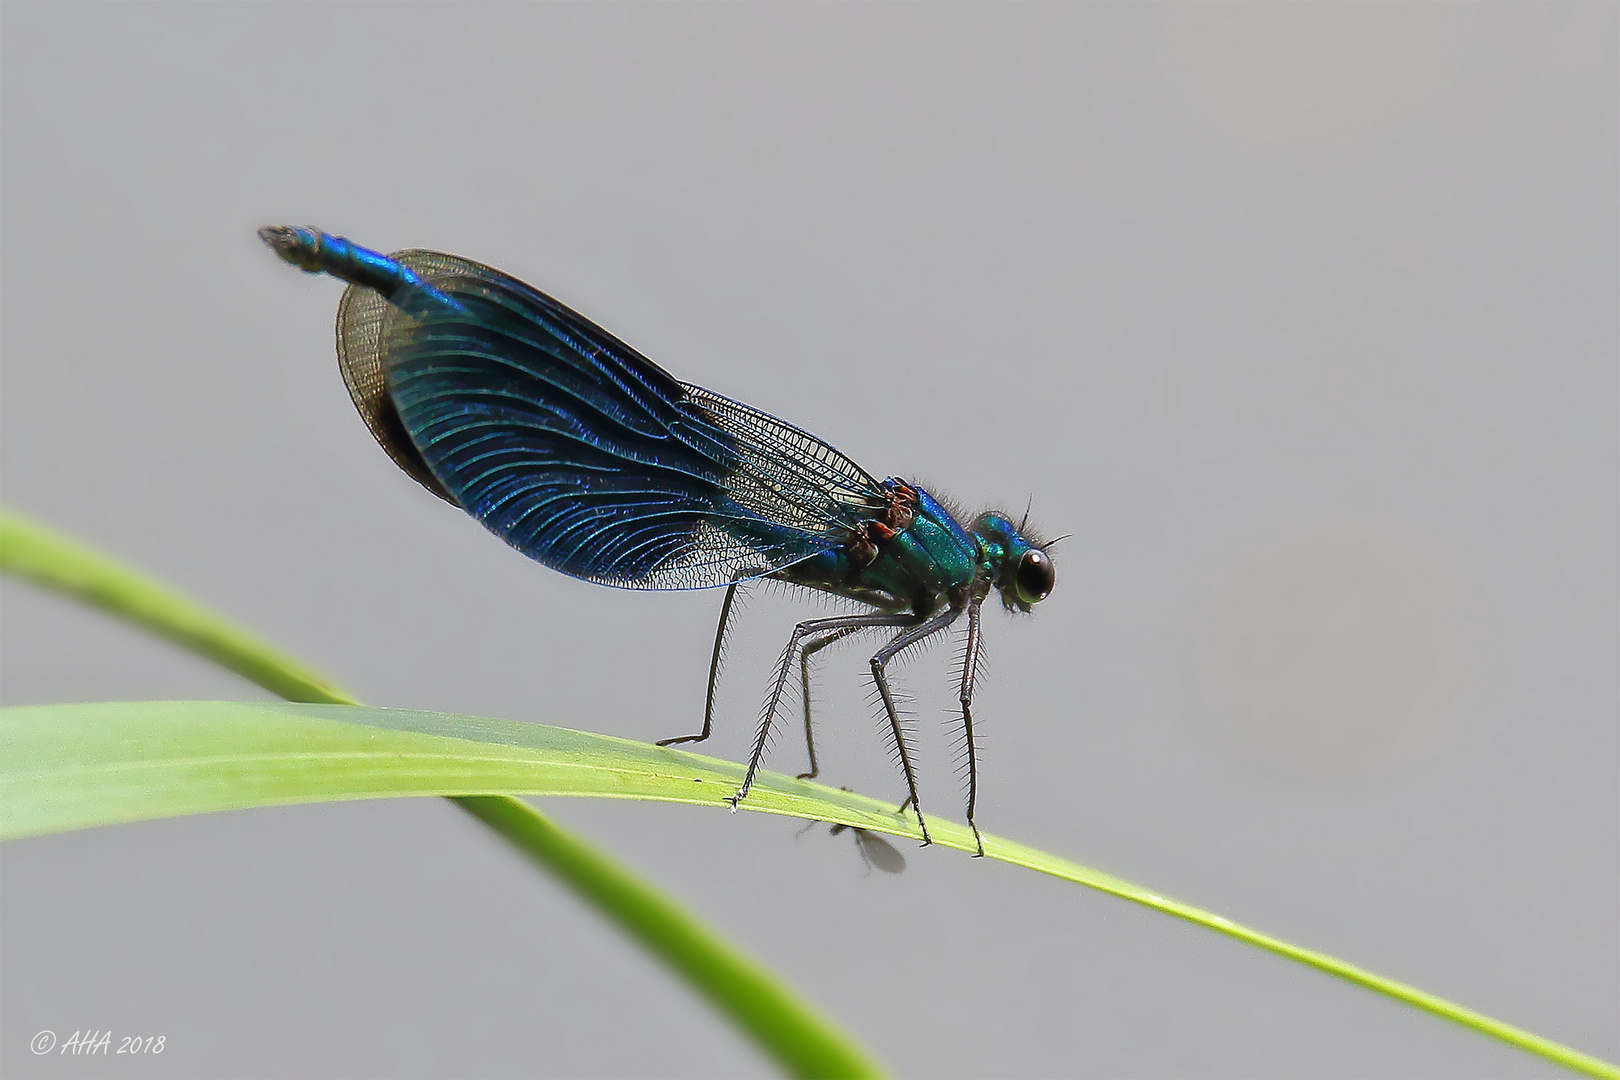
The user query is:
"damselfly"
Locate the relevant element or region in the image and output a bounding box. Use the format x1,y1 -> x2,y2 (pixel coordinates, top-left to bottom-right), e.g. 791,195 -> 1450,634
261,226 -> 1057,854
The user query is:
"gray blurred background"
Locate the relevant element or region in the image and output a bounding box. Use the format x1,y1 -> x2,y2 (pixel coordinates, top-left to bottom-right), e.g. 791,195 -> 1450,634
2,4 -> 1614,1077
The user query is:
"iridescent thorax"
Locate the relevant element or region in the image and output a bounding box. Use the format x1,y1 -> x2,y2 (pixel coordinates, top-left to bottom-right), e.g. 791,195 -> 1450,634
772,481 -> 1053,619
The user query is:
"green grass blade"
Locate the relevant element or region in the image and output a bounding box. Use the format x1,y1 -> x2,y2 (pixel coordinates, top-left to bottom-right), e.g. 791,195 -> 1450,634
4,699 -> 1615,1080
0,699 -> 936,838
453,795 -> 876,1080
4,508 -> 1614,1080
0,510 -> 355,706
0,509 -> 880,1080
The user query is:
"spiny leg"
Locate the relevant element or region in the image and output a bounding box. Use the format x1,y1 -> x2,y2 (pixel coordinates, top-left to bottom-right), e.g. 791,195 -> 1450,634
957,600 -> 986,856
732,612 -> 913,807
797,624 -> 866,779
869,607 -> 962,845
657,580 -> 743,748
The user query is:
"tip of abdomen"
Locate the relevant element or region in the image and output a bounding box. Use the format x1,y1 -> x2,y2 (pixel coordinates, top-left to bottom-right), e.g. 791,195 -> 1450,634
258,224 -> 324,271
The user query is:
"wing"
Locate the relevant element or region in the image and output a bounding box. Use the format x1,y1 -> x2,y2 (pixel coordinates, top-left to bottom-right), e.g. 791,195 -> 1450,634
336,249 -> 889,590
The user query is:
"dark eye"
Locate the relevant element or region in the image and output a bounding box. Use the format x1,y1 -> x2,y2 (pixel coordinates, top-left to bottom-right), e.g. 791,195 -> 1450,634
1016,549 -> 1054,604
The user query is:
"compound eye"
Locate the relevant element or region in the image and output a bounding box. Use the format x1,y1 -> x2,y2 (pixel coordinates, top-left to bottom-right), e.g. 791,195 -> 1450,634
1016,548 -> 1054,604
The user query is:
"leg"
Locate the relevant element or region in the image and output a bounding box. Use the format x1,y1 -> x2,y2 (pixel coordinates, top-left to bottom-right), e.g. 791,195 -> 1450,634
797,624 -> 865,779
843,826 -> 874,877
958,600 -> 986,856
657,581 -> 743,747
869,607 -> 962,845
732,612 -> 913,806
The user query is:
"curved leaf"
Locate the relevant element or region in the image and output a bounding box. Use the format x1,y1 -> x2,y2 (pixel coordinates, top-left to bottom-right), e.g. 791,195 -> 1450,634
0,509 -> 879,1080
0,510 -> 354,705
0,699 -> 932,841
4,699 -> 1617,1080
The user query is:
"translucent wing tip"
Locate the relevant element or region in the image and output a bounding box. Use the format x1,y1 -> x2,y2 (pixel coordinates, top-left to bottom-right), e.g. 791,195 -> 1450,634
258,224 -> 324,272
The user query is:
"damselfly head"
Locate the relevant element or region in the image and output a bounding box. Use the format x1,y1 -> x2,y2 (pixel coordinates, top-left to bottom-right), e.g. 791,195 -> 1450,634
972,512 -> 1056,613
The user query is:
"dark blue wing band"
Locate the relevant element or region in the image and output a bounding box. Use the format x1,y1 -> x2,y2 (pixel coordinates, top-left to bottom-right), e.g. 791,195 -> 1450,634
342,251 -> 886,590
